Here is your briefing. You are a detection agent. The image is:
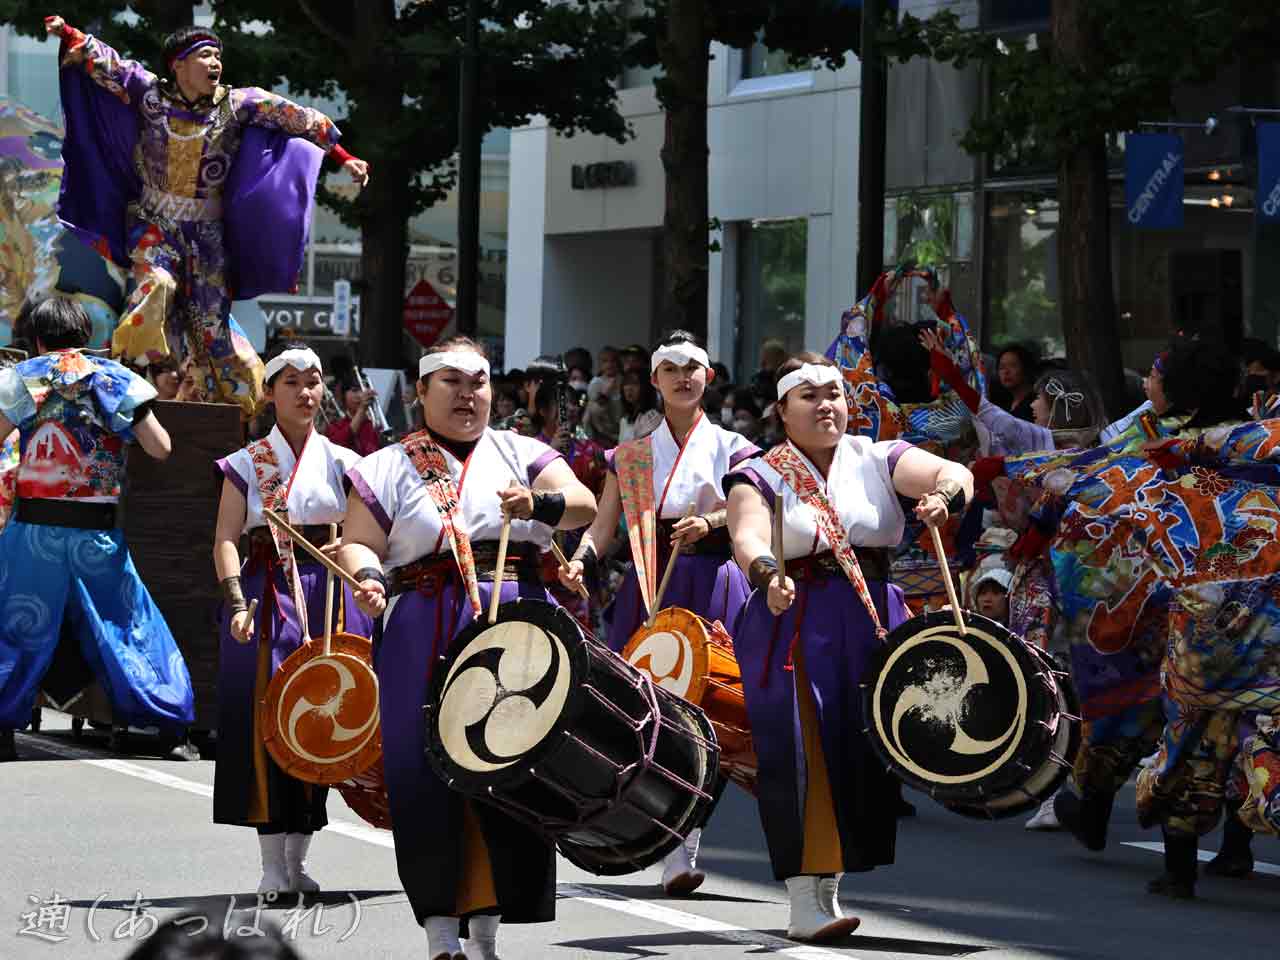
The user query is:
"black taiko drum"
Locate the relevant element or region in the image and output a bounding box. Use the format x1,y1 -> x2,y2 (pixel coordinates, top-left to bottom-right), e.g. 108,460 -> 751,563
862,610 -> 1080,818
425,598 -> 722,875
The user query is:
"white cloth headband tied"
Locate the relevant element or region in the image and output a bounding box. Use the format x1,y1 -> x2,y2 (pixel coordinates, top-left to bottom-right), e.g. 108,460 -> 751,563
264,347 -> 322,382
419,350 -> 490,379
650,342 -> 710,373
776,363 -> 841,400
1044,377 -> 1084,426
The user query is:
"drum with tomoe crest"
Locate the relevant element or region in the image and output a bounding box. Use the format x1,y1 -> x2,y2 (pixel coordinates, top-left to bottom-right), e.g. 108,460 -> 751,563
862,610 -> 1080,819
425,598 -> 722,875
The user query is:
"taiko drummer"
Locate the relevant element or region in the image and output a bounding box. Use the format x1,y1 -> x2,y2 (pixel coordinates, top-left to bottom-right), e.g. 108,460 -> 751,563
337,337 -> 596,960
211,343 -> 373,896
724,353 -> 972,942
559,329 -> 758,894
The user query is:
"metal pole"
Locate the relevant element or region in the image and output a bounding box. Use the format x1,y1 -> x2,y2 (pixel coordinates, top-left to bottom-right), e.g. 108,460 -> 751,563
856,0 -> 888,297
456,0 -> 481,336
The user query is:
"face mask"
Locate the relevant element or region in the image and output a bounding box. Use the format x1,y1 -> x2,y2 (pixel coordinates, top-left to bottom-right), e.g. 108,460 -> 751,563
721,406 -> 734,424
568,378 -> 589,392
732,416 -> 754,434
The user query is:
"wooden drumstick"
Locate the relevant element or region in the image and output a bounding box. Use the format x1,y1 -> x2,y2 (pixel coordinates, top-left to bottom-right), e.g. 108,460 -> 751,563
322,523 -> 338,655
263,508 -> 365,592
489,512 -> 513,625
771,496 -> 786,588
549,538 -> 590,601
929,524 -> 967,635
241,598 -> 259,641
647,505 -> 695,629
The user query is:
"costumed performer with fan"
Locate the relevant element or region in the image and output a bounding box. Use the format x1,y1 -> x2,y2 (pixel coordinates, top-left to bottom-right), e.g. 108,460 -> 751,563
211,342 -> 373,895
45,15 -> 369,418
0,297 -> 190,764
724,353 -> 972,942
338,337 -> 597,960
558,329 -> 758,895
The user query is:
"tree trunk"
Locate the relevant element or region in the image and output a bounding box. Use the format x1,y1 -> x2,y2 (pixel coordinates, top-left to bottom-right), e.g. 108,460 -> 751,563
656,0 -> 710,341
1053,0 -> 1126,419
352,8 -> 409,369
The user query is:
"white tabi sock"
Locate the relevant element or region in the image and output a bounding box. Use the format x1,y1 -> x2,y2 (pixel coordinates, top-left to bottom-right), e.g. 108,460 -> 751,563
257,834 -> 289,896
424,916 -> 463,960
463,913 -> 500,960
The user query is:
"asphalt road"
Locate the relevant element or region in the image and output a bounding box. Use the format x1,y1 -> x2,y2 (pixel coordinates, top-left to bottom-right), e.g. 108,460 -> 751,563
3,712 -> 1277,960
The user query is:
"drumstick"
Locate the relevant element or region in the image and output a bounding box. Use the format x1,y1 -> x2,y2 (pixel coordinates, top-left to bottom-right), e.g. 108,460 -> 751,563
322,523 -> 338,655
263,508 -> 364,592
241,598 -> 259,641
771,497 -> 786,588
489,512 -> 513,624
549,539 -> 590,600
929,524 -> 967,635
647,504 -> 695,629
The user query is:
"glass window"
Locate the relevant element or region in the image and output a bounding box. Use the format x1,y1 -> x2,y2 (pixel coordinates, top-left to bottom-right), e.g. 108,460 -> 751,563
984,190 -> 1063,358
743,41 -> 801,80
736,218 -> 807,383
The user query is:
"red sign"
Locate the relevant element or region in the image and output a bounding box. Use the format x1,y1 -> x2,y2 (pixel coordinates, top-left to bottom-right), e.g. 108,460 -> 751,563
402,279 -> 454,348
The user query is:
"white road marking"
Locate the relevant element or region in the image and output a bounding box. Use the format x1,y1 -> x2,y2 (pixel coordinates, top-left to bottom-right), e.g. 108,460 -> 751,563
1122,841 -> 1280,877
20,733 -> 850,955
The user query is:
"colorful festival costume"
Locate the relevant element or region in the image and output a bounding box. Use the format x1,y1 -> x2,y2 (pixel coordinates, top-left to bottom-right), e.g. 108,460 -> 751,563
725,436 -> 914,879
55,25 -> 345,417
0,348 -> 192,729
212,425 -> 371,831
605,411 -> 758,652
346,428 -> 566,928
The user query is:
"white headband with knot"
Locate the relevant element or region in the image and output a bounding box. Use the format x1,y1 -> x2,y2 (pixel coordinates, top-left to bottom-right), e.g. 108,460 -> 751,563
264,347 -> 322,382
776,363 -> 841,400
650,342 -> 710,373
1044,377 -> 1084,426
419,350 -> 490,379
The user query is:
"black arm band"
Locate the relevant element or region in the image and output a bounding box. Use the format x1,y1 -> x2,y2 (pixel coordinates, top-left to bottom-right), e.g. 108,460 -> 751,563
353,567 -> 388,594
220,576 -> 248,614
530,490 -> 567,527
748,555 -> 779,591
945,488 -> 967,516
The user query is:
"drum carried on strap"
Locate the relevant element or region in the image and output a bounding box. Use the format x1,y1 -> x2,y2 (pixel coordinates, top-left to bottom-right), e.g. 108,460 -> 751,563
425,598 -> 722,875
622,607 -> 757,795
260,631 -> 382,786
862,610 -> 1081,819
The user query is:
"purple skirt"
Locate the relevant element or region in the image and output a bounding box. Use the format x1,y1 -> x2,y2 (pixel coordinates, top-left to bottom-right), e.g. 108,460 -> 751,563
733,575 -> 909,880
213,558 -> 373,829
607,552 -> 750,652
376,577 -> 557,927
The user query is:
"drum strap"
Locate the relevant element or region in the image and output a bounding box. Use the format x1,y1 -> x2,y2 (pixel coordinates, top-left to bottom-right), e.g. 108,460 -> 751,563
613,436 -> 658,617
763,442 -> 885,640
400,430 -> 483,616
248,432 -> 311,640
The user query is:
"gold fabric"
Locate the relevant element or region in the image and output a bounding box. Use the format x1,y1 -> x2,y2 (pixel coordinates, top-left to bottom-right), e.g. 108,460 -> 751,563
796,649 -> 843,875
455,801 -> 498,915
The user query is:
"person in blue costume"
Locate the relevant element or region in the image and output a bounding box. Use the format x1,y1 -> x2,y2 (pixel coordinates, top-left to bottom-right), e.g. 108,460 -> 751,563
0,296 -> 191,762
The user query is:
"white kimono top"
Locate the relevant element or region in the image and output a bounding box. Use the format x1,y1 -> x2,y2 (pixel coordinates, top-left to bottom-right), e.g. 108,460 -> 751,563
347,428 -> 564,569
216,425 -> 361,534
729,435 -> 910,561
608,412 -> 759,518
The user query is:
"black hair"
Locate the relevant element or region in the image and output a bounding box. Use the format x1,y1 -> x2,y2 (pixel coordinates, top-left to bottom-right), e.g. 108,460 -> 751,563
564,346 -> 592,375
1030,369 -> 1097,431
770,352 -> 839,432
1239,337 -> 1280,373
873,324 -> 932,404
264,339 -> 315,387
29,296 -> 92,350
1161,336 -> 1248,430
710,362 -> 732,385
162,26 -> 222,72
620,369 -> 658,418
123,912 -> 299,960
524,355 -> 563,382
656,329 -> 701,350
995,342 -> 1039,383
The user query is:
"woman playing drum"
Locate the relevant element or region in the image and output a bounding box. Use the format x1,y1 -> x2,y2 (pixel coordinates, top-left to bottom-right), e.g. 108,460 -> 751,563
338,337 -> 597,960
211,343 -> 373,896
559,330 -> 758,894
724,353 -> 972,942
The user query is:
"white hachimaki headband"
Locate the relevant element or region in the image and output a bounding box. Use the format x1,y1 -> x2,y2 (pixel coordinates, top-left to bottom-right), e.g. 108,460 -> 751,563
650,341 -> 710,373
264,347 -> 322,382
419,350 -> 491,379
776,362 -> 841,400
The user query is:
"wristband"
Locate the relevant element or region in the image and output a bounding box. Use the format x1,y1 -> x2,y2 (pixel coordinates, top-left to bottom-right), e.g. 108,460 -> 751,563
931,478 -> 967,516
748,555 -> 779,591
353,567 -> 388,595
220,576 -> 248,614
530,490 -> 566,527
330,144 -> 355,166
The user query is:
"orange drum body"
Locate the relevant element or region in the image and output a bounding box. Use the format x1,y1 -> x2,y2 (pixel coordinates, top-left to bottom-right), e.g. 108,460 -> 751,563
260,632 -> 382,788
622,608 -> 757,794
336,758 -> 393,830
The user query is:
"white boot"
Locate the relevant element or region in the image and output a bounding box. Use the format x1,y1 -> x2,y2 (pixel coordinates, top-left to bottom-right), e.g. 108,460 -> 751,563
463,914 -> 500,960
424,916 -> 464,960
285,833 -> 320,893
661,827 -> 706,895
818,872 -> 845,918
785,875 -> 859,942
257,834 -> 290,897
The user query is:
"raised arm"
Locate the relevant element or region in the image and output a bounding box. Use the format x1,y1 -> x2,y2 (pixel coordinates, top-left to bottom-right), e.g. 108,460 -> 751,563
47,15 -> 157,104
232,88 -> 369,185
